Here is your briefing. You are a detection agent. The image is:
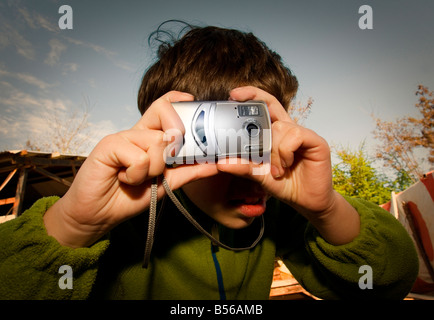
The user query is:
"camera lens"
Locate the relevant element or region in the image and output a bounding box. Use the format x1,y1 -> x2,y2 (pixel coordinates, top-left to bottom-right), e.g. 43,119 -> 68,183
245,121 -> 260,137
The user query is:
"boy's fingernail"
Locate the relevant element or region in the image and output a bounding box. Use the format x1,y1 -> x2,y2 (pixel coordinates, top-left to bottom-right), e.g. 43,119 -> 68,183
271,165 -> 281,178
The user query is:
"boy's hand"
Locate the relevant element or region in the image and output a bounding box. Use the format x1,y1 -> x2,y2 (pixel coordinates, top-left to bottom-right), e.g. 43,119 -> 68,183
44,91 -> 218,248
218,86 -> 360,245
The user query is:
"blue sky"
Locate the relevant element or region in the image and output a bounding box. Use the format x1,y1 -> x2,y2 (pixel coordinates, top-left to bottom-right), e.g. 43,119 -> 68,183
0,0 -> 433,166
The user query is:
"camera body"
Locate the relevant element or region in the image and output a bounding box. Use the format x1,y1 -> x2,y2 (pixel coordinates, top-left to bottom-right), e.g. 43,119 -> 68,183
165,100 -> 271,165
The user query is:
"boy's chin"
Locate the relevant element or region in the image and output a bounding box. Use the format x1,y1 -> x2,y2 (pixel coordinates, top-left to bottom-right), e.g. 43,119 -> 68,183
215,215 -> 256,230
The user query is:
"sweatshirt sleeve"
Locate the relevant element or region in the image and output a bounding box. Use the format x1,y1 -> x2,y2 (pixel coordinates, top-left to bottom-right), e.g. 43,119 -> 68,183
280,196 -> 419,300
0,197 -> 110,300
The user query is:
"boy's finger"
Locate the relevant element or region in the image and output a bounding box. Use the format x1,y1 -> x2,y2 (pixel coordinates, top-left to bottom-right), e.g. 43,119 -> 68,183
216,157 -> 269,182
229,86 -> 293,123
92,134 -> 152,185
164,163 -> 219,191
133,91 -> 194,132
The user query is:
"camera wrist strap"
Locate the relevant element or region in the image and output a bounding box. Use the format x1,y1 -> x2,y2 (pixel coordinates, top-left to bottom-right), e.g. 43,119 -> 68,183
143,175 -> 265,268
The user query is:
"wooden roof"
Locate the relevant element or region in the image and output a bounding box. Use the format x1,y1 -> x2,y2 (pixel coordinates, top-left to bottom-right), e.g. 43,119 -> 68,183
0,150 -> 86,218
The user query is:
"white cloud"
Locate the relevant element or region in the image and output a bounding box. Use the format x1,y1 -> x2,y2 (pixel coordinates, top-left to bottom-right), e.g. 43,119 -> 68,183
64,36 -> 135,72
87,78 -> 97,88
23,112 -> 52,136
0,21 -> 35,60
0,4 -> 59,62
62,62 -> 78,75
86,119 -> 119,150
34,12 -> 58,33
124,104 -> 138,117
0,81 -> 74,151
43,38 -> 79,74
1,91 -> 68,116
45,38 -> 67,66
16,7 -> 37,29
64,36 -> 116,59
1,90 -> 42,108
0,79 -> 122,154
112,59 -> 135,72
0,28 -> 9,49
0,68 -> 55,90
17,7 -> 58,33
41,98 -> 68,112
16,73 -> 54,91
0,114 -> 18,136
2,3 -> 133,72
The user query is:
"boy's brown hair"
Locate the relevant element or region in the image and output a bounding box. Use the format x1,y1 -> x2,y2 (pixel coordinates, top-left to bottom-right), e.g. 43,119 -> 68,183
138,21 -> 298,114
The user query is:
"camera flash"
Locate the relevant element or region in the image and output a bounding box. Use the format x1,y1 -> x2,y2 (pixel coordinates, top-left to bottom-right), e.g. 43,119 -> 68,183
238,105 -> 260,117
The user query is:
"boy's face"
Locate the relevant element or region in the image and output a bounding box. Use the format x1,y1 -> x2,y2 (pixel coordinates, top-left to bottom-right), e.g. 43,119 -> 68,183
182,172 -> 269,229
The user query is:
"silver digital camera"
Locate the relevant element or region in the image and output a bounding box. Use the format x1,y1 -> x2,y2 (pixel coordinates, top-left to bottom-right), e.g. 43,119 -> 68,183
164,101 -> 271,165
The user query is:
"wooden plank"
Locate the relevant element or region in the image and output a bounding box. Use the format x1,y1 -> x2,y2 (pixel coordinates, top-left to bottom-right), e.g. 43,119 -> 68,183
270,284 -> 319,300
72,164 -> 77,178
270,278 -> 299,288
13,156 -> 84,168
0,214 -> 16,224
0,197 -> 15,206
403,201 -> 434,283
0,165 -> 21,175
270,284 -> 305,296
12,167 -> 28,216
33,167 -> 72,187
0,168 -> 17,192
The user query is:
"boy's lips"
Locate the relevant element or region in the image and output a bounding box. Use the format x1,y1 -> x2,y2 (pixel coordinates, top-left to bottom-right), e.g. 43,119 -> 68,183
228,195 -> 267,218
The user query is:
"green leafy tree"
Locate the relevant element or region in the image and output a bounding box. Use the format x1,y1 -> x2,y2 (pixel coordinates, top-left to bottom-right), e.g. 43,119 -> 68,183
332,144 -> 410,205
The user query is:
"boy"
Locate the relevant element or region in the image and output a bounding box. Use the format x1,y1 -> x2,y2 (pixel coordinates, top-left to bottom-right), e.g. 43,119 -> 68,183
0,22 -> 418,299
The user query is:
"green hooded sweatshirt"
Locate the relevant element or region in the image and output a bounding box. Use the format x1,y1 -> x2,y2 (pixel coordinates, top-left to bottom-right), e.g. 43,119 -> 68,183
0,191 -> 419,300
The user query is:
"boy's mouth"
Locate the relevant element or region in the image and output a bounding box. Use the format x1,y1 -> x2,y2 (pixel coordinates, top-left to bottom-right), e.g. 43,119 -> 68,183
228,196 -> 267,218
